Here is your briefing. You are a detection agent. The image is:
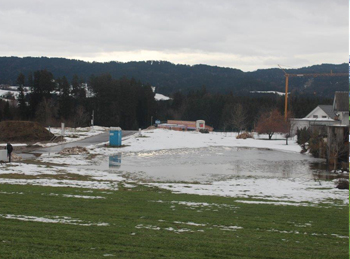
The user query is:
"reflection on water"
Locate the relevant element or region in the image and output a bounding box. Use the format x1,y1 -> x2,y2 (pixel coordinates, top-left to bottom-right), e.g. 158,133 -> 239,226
86,147 -> 338,182
17,153 -> 41,160
109,154 -> 121,168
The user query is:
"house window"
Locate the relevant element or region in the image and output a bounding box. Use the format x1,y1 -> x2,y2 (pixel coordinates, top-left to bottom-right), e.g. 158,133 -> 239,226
322,116 -> 327,118
313,115 -> 318,118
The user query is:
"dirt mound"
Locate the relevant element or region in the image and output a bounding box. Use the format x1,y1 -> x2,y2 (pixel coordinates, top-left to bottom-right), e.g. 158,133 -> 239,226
11,153 -> 22,162
0,121 -> 54,143
236,132 -> 254,139
335,178 -> 349,190
59,147 -> 89,155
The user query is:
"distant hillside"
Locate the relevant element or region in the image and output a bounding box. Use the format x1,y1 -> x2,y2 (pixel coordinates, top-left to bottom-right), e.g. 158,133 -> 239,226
0,56 -> 347,98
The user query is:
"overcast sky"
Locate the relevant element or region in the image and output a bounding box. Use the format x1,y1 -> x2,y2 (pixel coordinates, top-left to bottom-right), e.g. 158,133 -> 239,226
0,0 -> 348,71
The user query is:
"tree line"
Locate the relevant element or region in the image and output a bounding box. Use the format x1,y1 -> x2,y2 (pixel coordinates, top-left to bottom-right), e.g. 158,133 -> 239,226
0,70 -> 332,131
0,57 -> 347,98
0,70 -> 156,130
155,87 -> 332,132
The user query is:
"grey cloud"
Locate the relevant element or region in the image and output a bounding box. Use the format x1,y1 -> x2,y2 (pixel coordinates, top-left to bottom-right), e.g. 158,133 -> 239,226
0,0 -> 347,70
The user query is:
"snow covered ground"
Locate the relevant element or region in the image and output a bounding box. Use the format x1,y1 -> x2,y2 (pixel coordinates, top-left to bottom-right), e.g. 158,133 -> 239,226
250,90 -> 289,96
0,128 -> 347,206
90,129 -> 301,154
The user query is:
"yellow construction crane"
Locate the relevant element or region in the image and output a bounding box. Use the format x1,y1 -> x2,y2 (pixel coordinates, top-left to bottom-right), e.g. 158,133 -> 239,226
278,65 -> 348,121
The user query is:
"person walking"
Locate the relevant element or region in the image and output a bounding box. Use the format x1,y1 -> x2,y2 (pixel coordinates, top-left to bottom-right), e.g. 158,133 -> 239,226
6,143 -> 13,163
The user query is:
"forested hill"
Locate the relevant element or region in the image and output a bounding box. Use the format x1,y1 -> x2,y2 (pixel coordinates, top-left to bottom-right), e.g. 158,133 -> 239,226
0,56 -> 347,98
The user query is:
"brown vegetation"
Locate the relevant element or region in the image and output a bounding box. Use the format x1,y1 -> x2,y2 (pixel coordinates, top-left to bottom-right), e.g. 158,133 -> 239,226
255,109 -> 289,140
59,147 -> 89,155
236,132 -> 254,139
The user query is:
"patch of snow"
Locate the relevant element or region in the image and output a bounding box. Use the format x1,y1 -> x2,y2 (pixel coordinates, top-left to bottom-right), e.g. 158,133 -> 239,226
38,153 -> 92,166
214,225 -> 243,231
235,200 -> 310,207
0,214 -> 109,226
0,89 -> 20,98
0,163 -> 58,175
0,144 -> 27,147
151,200 -> 239,210
123,183 -> 137,188
147,177 -> 348,205
174,221 -> 206,227
331,234 -> 349,239
135,224 -> 160,230
164,227 -> 193,233
155,93 -> 171,101
46,193 -> 105,199
0,191 -> 24,195
0,161 -> 125,183
0,178 -> 120,190
250,91 -> 288,96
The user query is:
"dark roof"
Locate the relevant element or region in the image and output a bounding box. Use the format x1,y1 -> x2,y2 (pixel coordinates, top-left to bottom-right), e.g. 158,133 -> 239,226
333,91 -> 348,112
319,105 -> 336,118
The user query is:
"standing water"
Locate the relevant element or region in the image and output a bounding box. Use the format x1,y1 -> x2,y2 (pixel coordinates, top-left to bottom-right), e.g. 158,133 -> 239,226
86,146 -> 328,182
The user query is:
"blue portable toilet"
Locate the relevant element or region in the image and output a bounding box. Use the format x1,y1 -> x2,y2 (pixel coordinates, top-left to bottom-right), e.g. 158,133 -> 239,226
109,127 -> 122,146
109,154 -> 121,168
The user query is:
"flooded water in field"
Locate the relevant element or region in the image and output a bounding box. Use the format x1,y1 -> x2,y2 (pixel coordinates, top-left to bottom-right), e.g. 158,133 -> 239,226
87,147 -> 331,182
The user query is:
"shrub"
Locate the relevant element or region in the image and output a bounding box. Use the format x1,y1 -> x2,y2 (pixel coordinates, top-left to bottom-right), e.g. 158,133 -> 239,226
308,131 -> 327,158
296,127 -> 311,145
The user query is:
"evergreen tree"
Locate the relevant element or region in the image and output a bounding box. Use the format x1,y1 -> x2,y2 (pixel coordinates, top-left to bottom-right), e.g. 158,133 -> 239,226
58,76 -> 72,120
16,73 -> 25,87
71,74 -> 80,97
3,102 -> 12,120
17,73 -> 27,120
29,70 -> 55,119
27,72 -> 33,87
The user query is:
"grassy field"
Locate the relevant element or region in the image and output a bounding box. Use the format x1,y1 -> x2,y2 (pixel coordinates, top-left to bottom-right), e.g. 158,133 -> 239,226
0,183 -> 348,259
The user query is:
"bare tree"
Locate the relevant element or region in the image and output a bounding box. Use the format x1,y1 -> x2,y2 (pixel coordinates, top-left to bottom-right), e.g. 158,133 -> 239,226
255,109 -> 289,140
230,103 -> 247,133
35,98 -> 57,126
328,138 -> 349,171
73,106 -> 90,128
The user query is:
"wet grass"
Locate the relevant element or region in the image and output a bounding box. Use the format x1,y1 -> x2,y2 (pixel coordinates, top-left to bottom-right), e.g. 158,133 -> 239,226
0,184 -> 347,259
0,173 -> 93,181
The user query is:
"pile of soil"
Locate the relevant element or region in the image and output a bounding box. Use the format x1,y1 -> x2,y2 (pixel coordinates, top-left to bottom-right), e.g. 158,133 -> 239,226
335,178 -> 349,190
11,153 -> 22,162
0,121 -> 54,143
236,132 -> 254,139
59,146 -> 89,155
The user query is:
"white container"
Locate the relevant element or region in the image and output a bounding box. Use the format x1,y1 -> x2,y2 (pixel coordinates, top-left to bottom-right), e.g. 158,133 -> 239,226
196,120 -> 205,130
0,150 -> 7,162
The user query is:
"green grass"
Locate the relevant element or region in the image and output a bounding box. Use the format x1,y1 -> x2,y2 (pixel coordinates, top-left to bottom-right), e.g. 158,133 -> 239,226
0,184 -> 347,259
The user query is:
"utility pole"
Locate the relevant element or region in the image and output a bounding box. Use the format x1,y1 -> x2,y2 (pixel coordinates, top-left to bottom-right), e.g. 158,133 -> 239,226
91,110 -> 94,129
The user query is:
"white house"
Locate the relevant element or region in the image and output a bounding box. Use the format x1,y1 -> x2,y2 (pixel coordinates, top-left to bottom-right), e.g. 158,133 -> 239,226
290,91 -> 348,134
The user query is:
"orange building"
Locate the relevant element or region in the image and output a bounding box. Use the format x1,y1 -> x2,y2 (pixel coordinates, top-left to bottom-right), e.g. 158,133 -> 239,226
157,120 -> 213,131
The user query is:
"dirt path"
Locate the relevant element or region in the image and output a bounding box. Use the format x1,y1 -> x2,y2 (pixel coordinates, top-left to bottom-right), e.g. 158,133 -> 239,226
19,130 -> 136,155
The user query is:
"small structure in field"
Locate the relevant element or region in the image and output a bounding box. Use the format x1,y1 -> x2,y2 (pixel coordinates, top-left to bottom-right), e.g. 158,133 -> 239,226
158,120 -> 214,132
